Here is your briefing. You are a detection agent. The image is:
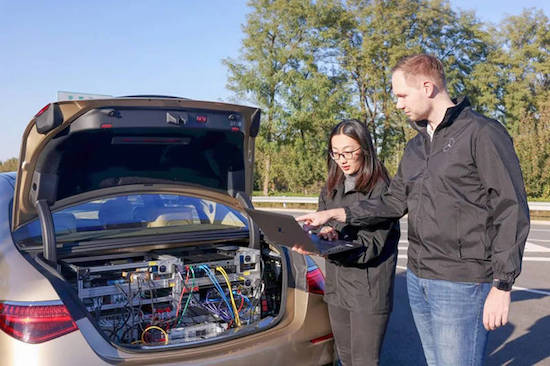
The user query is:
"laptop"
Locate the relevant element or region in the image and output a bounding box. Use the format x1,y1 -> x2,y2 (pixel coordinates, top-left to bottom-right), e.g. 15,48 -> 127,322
244,208 -> 362,256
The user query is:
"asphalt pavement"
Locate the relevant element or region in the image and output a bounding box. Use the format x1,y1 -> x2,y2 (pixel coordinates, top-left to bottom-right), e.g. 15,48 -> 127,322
263,208 -> 550,366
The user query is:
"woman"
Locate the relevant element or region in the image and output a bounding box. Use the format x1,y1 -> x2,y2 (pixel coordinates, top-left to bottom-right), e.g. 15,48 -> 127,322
297,119 -> 399,366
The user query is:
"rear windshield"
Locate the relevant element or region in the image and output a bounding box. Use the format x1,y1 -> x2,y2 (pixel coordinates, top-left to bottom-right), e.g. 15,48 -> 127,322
37,127 -> 246,202
13,193 -> 248,248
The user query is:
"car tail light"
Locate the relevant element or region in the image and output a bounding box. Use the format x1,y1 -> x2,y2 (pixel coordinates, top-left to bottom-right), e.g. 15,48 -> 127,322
0,301 -> 78,344
305,255 -> 325,295
310,332 -> 334,344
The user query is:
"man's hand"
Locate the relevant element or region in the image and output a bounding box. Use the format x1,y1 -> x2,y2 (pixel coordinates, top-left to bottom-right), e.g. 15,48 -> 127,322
296,208 -> 346,228
483,287 -> 511,331
319,226 -> 337,241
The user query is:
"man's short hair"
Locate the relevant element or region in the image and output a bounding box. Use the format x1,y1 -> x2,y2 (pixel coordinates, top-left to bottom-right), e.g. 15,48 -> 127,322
392,54 -> 447,89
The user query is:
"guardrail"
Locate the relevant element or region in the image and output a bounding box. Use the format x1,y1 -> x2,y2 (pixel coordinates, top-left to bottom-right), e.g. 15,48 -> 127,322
252,196 -> 318,205
252,196 -> 550,211
528,202 -> 550,211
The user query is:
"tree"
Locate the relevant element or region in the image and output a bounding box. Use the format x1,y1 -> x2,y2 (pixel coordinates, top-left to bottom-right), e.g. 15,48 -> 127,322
471,9 -> 550,127
513,99 -> 550,198
0,158 -> 18,172
226,1 -> 549,198
224,0 -> 314,194
469,10 -> 550,197
319,0 -> 491,175
225,0 -> 348,194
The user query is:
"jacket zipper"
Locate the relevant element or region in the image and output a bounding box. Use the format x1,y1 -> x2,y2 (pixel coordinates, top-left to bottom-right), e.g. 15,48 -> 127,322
415,132 -> 433,277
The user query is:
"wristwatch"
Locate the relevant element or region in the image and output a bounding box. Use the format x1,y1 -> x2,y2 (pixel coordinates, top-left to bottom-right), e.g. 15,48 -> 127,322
492,279 -> 513,291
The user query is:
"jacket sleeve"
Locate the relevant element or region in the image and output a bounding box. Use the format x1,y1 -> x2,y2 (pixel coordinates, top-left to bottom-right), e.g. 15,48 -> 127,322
344,161 -> 408,226
330,181 -> 400,265
353,181 -> 400,264
318,187 -> 345,232
475,121 -> 530,284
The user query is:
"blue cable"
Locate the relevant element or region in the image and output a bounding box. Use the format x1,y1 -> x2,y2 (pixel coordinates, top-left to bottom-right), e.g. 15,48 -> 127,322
199,265 -> 234,319
232,291 -> 254,322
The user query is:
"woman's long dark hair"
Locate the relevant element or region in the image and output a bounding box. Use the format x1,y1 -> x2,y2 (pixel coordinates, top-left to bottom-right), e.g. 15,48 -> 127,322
326,119 -> 390,195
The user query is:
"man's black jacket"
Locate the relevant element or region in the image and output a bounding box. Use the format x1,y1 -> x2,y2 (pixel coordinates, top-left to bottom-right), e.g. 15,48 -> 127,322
344,97 -> 530,284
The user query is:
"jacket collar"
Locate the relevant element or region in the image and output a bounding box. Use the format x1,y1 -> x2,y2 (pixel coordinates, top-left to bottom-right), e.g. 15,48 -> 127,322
410,96 -> 470,136
330,177 -> 357,197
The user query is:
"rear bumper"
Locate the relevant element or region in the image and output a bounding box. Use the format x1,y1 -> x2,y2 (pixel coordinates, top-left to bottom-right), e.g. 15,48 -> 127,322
0,289 -> 334,366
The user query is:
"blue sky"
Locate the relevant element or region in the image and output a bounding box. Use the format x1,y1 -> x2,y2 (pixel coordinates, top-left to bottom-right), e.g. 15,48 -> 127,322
0,0 -> 548,161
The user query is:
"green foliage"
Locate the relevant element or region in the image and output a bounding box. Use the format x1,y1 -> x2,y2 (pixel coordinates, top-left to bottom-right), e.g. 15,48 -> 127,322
0,158 -> 18,172
471,9 -> 550,128
224,0 -> 348,194
512,99 -> 550,198
227,0 -> 550,199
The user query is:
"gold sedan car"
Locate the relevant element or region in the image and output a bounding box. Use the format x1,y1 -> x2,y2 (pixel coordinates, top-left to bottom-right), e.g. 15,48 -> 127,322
0,97 -> 334,365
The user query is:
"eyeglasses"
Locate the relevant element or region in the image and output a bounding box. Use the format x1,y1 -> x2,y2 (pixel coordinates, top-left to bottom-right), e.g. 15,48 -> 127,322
329,147 -> 361,161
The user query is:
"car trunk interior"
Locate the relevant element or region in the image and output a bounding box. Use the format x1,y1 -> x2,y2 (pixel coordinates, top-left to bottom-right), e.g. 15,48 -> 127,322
54,239 -> 285,349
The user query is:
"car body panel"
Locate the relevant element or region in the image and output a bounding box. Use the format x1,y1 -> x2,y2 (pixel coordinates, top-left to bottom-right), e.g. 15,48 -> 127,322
1,95 -> 334,365
0,177 -> 60,301
0,328 -> 104,366
0,290 -> 332,366
2,173 -> 334,364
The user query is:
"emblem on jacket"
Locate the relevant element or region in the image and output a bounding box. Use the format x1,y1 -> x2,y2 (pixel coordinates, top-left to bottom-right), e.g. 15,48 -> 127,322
443,138 -> 455,152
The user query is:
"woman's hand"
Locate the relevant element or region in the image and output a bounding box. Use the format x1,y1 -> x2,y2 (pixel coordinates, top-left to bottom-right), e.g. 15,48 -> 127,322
319,226 -> 338,241
291,245 -> 315,256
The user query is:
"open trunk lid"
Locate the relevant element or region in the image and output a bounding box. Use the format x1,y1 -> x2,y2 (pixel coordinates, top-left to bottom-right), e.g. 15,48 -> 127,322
12,97 -> 260,231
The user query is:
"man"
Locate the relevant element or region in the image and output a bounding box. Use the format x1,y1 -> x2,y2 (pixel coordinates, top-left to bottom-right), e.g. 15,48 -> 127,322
297,54 -> 530,366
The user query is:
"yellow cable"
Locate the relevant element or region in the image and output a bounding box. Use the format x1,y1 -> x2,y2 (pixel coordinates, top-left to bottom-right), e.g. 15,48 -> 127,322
216,266 -> 241,327
217,267 -> 239,325
141,325 -> 169,345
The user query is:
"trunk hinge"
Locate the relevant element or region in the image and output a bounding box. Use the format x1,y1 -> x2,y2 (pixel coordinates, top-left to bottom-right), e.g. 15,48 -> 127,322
35,199 -> 57,265
233,191 -> 260,249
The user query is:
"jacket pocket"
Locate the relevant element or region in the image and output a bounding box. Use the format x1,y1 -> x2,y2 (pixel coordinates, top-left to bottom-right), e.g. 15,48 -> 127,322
456,205 -> 463,258
456,206 -> 489,261
364,265 -> 371,296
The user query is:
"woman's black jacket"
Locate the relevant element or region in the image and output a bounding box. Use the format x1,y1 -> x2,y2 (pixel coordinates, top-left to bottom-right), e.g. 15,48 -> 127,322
319,179 -> 400,313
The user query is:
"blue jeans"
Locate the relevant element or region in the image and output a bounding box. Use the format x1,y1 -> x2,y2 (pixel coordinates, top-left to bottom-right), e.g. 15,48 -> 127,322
407,270 -> 492,366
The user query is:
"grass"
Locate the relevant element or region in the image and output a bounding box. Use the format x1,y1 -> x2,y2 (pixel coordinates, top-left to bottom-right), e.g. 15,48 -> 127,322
253,191 -> 549,201
252,191 -> 317,197
528,197 -> 550,202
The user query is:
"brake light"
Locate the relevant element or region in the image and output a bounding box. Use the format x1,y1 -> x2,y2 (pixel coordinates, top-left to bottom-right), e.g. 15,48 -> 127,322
306,267 -> 325,295
310,332 -> 333,344
35,104 -> 50,118
0,302 -> 78,343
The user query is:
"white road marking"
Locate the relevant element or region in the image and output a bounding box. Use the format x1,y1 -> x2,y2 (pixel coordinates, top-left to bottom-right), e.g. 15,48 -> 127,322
527,238 -> 550,243
522,257 -> 550,262
397,253 -> 550,261
396,241 -> 550,252
395,266 -> 550,296
525,242 -> 550,252
530,228 -> 550,232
